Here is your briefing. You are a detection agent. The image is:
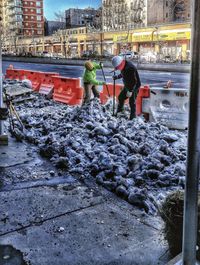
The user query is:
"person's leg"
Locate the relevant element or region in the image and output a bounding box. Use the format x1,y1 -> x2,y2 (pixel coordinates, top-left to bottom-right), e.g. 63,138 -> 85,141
117,88 -> 127,114
91,85 -> 100,98
129,89 -> 139,120
82,83 -> 92,105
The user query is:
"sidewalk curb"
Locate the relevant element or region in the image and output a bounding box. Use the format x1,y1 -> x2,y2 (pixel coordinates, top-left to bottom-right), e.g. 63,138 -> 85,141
3,56 -> 190,73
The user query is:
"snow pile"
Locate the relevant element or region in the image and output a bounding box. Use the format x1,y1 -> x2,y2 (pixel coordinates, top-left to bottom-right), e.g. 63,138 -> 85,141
16,96 -> 187,214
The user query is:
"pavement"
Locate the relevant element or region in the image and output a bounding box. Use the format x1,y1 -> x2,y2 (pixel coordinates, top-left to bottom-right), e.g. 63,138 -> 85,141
0,136 -> 171,265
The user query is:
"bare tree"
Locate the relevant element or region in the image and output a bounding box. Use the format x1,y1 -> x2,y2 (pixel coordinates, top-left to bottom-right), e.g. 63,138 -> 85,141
54,11 -> 65,22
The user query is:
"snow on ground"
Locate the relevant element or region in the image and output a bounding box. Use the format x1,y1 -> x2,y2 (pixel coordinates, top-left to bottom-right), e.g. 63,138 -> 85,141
5,81 -> 187,214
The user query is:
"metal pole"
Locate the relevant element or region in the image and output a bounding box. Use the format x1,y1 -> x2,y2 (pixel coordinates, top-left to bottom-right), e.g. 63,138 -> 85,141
0,34 -> 4,135
180,0 -> 200,264
113,70 -> 116,116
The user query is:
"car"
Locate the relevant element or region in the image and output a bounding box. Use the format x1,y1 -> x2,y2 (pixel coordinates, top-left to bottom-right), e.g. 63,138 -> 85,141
139,52 -> 157,63
41,51 -> 52,58
119,51 -> 139,60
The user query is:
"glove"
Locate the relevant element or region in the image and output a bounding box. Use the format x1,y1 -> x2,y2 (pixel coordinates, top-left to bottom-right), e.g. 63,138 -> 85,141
99,62 -> 103,68
112,75 -> 118,80
126,91 -> 132,98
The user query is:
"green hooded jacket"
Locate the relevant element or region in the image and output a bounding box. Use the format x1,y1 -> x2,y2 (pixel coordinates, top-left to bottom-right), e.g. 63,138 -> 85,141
83,62 -> 104,86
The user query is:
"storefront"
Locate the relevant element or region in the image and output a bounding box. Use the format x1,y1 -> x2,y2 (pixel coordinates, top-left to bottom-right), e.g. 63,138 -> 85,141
132,25 -> 191,61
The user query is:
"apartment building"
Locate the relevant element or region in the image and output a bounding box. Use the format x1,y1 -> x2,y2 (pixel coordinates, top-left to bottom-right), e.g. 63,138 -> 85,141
23,0 -> 44,36
148,0 -> 191,25
0,0 -> 44,39
65,7 -> 100,29
1,0 -> 23,37
102,0 -> 147,31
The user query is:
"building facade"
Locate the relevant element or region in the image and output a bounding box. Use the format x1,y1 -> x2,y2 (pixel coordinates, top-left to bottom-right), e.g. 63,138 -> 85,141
22,0 -> 44,36
44,20 -> 66,36
1,0 -> 23,37
65,8 -> 100,28
3,22 -> 190,62
102,0 -> 147,31
0,0 -> 44,40
147,0 -> 191,25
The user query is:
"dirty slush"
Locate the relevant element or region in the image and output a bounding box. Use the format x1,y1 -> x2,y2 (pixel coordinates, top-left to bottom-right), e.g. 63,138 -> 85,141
4,81 -> 187,215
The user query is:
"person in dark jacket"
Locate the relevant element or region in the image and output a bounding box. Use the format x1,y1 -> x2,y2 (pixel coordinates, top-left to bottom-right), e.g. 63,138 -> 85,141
112,55 -> 141,120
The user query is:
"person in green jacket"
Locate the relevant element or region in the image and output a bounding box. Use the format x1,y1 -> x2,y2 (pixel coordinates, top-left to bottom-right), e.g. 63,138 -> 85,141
82,60 -> 105,105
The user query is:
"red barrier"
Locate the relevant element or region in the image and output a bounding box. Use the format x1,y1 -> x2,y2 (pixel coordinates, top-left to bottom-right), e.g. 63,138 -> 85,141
23,70 -> 42,91
100,83 -> 150,116
136,85 -> 150,115
39,72 -> 59,95
100,83 -> 123,104
5,69 -> 25,80
53,76 -> 83,105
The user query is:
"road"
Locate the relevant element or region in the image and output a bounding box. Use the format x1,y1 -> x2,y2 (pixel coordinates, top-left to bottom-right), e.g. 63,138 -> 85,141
2,60 -> 190,88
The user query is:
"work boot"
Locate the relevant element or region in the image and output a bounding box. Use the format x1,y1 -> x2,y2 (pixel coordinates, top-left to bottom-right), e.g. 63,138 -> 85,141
130,112 -> 136,120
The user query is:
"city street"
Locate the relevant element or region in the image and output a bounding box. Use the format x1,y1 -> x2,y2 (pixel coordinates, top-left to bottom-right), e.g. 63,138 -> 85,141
2,60 -> 190,89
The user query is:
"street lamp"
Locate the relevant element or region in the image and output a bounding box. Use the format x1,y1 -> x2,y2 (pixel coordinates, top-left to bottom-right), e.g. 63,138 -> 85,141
63,40 -> 66,58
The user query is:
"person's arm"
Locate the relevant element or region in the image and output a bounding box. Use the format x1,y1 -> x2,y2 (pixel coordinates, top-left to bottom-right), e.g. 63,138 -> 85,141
93,62 -> 101,70
113,73 -> 122,80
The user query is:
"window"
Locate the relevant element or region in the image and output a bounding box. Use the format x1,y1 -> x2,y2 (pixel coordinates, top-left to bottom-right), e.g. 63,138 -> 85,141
37,23 -> 42,28
166,1 -> 168,7
31,9 -> 34,12
25,8 -> 28,11
25,23 -> 28,26
25,16 -> 28,19
31,16 -> 34,19
36,9 -> 41,14
37,30 -> 42,34
166,12 -> 168,18
30,2 -> 33,5
36,1 -> 41,7
37,15 -> 42,21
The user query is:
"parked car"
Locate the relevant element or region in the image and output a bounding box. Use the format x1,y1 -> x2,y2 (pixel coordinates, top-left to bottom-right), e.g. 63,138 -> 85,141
102,50 -> 113,58
139,52 -> 157,63
41,51 -> 51,58
119,51 -> 139,60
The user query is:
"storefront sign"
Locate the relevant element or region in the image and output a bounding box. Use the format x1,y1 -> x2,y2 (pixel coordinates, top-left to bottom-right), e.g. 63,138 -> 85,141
132,29 -> 191,43
132,34 -> 152,42
113,34 -> 131,43
158,31 -> 191,41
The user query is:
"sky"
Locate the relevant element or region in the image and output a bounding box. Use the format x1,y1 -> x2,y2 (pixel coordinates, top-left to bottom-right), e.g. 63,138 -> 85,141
44,0 -> 101,20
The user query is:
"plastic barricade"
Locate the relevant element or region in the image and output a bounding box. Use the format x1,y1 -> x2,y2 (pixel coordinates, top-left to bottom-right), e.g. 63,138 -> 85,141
148,87 -> 188,129
5,69 -> 25,81
39,72 -> 59,96
53,76 -> 83,105
23,70 -> 42,91
136,85 -> 150,115
100,83 -> 123,104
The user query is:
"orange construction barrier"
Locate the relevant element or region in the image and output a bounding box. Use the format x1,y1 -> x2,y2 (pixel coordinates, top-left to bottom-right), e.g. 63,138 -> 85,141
100,83 -> 150,117
53,76 -> 83,105
39,72 -> 59,95
100,83 -> 123,104
136,85 -> 150,115
5,69 -> 25,80
23,70 -> 42,91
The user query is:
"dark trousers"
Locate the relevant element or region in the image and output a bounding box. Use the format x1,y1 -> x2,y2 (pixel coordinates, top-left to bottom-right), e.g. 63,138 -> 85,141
83,83 -> 100,105
117,88 -> 139,120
